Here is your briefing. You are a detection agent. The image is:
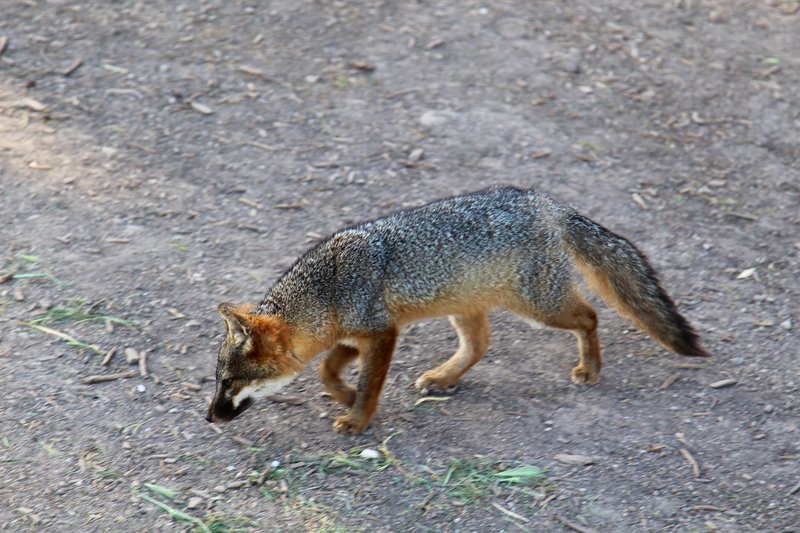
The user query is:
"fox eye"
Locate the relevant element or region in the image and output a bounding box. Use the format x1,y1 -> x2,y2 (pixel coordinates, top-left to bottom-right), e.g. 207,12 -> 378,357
221,378 -> 233,388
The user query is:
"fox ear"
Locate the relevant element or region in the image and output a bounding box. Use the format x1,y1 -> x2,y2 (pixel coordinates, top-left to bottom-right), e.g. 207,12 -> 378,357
218,302 -> 253,343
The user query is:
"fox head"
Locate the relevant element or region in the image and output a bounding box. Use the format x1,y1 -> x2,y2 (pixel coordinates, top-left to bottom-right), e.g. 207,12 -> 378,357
206,303 -> 302,423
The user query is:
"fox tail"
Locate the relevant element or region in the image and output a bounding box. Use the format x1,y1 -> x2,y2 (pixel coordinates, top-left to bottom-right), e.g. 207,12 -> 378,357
564,211 -> 708,356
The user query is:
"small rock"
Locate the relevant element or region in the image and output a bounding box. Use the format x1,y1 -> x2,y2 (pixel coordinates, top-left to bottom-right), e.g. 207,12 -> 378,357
779,319 -> 792,331
708,10 -> 728,23
124,348 -> 139,364
408,148 -> 424,163
359,448 -> 381,460
554,453 -> 594,465
709,378 -> 737,389
730,356 -> 745,366
419,110 -> 456,128
13,289 -> 25,302
136,384 -> 146,393
186,496 -> 204,509
564,61 -> 581,74
764,404 -> 774,413
270,459 -> 281,468
213,484 -> 226,494
478,157 -> 504,170
18,97 -> 47,111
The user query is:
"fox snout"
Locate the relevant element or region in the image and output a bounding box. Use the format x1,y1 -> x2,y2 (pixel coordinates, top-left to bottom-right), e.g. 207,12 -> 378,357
206,375 -> 297,423
206,395 -> 253,423
206,381 -> 254,423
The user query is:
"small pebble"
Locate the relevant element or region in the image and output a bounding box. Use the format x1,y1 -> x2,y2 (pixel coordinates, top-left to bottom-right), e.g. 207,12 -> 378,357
213,485 -> 226,494
408,148 -> 424,163
186,496 -> 203,509
270,459 -> 280,468
554,453 -> 594,465
764,404 -> 774,413
136,384 -> 146,393
125,348 -> 140,364
419,110 -> 456,128
359,448 -> 381,460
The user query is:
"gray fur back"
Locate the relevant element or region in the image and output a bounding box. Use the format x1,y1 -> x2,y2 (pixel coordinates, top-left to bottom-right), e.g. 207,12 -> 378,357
258,186 -> 573,332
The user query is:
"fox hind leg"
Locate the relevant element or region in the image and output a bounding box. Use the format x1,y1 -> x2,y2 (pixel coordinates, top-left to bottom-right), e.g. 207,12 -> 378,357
320,343 -> 359,407
511,287 -> 601,384
540,292 -> 602,384
415,312 -> 490,391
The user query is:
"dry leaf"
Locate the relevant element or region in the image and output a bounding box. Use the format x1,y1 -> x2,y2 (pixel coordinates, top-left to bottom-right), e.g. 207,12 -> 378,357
736,268 -> 756,279
554,453 -> 595,465
19,98 -> 47,111
190,101 -> 214,115
239,65 -> 265,77
631,192 -> 649,210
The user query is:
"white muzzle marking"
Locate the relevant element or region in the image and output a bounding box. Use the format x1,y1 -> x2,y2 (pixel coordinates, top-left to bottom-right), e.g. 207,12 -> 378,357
232,375 -> 296,408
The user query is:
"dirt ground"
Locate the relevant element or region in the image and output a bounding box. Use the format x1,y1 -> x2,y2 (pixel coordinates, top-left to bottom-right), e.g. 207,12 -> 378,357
1,1 -> 798,531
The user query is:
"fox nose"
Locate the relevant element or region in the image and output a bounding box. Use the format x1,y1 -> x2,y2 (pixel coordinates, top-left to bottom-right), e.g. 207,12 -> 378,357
205,411 -> 214,423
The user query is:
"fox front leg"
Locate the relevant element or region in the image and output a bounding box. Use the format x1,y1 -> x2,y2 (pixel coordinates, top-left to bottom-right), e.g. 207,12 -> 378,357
332,329 -> 397,434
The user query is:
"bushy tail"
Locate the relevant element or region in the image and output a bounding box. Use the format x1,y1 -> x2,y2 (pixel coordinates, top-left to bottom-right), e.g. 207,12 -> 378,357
564,212 -> 708,356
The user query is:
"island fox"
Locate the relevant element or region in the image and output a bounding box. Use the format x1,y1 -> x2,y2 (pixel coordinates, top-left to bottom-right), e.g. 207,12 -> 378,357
207,186 -> 708,434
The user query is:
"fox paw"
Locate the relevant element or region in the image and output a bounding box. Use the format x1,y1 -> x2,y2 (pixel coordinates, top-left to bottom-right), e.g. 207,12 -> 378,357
570,365 -> 600,385
415,371 -> 459,393
326,385 -> 356,408
333,414 -> 369,434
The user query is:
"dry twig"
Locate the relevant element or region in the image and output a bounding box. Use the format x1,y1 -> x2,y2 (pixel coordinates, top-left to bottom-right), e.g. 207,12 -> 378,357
81,371 -> 137,384
680,448 -> 701,478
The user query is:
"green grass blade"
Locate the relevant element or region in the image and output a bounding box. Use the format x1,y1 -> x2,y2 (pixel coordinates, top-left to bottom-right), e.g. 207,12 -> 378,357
137,493 -> 210,533
144,482 -> 179,500
494,466 -> 542,480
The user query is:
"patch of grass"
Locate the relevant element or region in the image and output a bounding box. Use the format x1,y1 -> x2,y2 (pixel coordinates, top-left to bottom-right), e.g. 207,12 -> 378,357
18,321 -> 103,354
137,492 -> 210,533
441,457 -> 543,503
31,299 -> 133,327
202,513 -> 261,533
177,454 -> 210,464
19,299 -> 133,355
290,497 -> 348,532
0,254 -> 70,288
333,73 -> 350,89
